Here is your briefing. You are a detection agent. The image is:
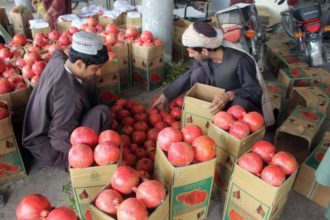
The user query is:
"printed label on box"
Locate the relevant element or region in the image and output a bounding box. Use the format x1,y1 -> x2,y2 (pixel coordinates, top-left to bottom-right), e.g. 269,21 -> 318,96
182,112 -> 211,134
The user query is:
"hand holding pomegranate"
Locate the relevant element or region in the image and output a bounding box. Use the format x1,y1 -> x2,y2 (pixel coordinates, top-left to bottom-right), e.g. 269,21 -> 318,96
209,91 -> 235,115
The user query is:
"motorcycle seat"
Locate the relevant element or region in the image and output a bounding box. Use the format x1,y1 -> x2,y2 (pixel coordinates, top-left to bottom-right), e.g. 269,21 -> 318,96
293,3 -> 321,22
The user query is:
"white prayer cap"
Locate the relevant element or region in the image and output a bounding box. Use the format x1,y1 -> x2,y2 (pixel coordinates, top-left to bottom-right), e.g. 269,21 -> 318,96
72,31 -> 103,55
182,22 -> 224,49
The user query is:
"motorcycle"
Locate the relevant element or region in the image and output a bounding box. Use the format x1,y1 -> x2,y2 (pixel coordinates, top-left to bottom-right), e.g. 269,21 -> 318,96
215,0 -> 267,72
280,1 -> 330,66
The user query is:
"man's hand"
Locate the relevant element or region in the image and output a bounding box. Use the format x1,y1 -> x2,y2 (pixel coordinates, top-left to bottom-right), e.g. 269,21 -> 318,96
150,94 -> 168,110
209,91 -> 235,115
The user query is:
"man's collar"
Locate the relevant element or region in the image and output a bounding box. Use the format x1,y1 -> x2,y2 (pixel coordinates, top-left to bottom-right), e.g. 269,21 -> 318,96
64,65 -> 83,84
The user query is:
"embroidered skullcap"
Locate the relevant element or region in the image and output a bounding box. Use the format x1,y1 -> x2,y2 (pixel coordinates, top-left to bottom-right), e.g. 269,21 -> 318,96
72,31 -> 103,55
182,21 -> 224,49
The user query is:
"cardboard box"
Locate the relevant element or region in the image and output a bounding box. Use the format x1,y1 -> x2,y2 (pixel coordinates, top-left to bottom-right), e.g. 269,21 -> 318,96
9,6 -> 33,38
90,188 -> 169,220
208,123 -> 265,192
133,63 -> 165,91
223,163 -> 297,220
98,14 -> 123,27
31,26 -> 51,39
112,42 -> 129,58
277,68 -> 319,98
300,67 -> 330,86
181,83 -> 225,134
172,42 -> 190,62
70,163 -> 119,220
154,146 -> 216,220
265,80 -> 284,112
275,105 -> 326,163
118,56 -> 130,89
287,86 -> 330,119
132,43 -> 164,60
293,132 -> 330,208
256,5 -> 271,26
0,108 -> 26,185
265,40 -> 291,72
276,55 -> 308,75
101,59 -> 120,75
96,72 -> 120,105
125,13 -> 142,28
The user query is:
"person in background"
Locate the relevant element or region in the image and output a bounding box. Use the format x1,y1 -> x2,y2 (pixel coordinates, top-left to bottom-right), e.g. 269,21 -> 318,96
151,21 -> 263,116
22,32 -> 111,171
32,0 -> 71,29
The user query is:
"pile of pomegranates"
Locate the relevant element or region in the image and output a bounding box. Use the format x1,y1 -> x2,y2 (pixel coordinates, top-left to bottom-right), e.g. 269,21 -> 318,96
0,101 -> 10,120
94,166 -> 166,220
213,105 -> 265,140
68,127 -> 121,168
237,140 -> 298,186
16,194 -> 78,220
133,31 -> 163,48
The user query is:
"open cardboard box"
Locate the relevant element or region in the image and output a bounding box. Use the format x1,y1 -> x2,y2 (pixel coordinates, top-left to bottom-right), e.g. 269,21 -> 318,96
301,67 -> 330,86
275,105 -> 326,163
223,162 -> 298,220
154,146 -> 216,220
132,43 -> 164,60
293,132 -> 330,208
181,83 -> 225,134
265,80 -> 284,113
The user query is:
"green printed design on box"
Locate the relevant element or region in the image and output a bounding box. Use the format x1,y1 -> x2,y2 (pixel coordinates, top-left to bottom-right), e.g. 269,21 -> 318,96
133,66 -> 165,91
306,145 -> 329,169
319,84 -> 330,98
265,81 -> 284,94
283,68 -> 308,79
292,78 -> 311,87
224,183 -> 270,220
172,177 -> 212,219
292,106 -> 325,122
183,112 -> 212,130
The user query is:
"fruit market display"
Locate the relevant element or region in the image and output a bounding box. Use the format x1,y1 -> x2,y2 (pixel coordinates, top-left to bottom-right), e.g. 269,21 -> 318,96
94,166 -> 166,220
238,140 -> 298,186
16,194 -> 78,220
213,105 -> 265,139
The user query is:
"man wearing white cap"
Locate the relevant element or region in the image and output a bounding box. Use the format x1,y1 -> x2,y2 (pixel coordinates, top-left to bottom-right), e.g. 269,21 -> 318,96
152,21 -> 263,116
22,32 -> 110,170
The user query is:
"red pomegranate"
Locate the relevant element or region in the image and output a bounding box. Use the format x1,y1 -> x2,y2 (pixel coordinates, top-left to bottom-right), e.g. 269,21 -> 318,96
134,113 -> 148,122
105,24 -> 119,34
0,107 -> 9,120
192,136 -> 216,162
22,65 -> 34,79
140,31 -> 153,43
31,75 -> 40,87
252,140 -> 276,163
134,180 -> 166,208
0,59 -> 5,73
133,121 -> 149,132
106,34 -> 117,45
70,126 -> 98,148
48,30 -> 60,41
242,112 -> 264,132
229,121 -> 250,140
0,47 -> 12,59
148,113 -> 163,126
15,58 -> 26,68
271,151 -> 297,175
147,128 -> 160,142
130,104 -> 145,114
170,107 -> 181,120
121,117 -> 135,126
125,27 -> 138,39
157,127 -> 182,151
87,17 -> 98,26
94,142 -> 120,166
238,152 -> 263,176
132,131 -> 147,145
135,157 -> 154,173
168,142 -> 194,166
95,189 -> 123,216
32,61 -> 46,76
16,194 -> 52,220
68,144 -> 94,168
99,130 -> 121,146
15,82 -> 27,91
12,33 -> 27,46
0,78 -> 14,94
46,207 -> 77,220
174,96 -> 184,107
117,198 -> 148,220
227,105 -> 246,120
122,125 -> 133,136
171,121 -> 181,130
261,164 -> 286,186
24,51 -> 40,65
111,166 -> 139,194
214,111 -> 234,130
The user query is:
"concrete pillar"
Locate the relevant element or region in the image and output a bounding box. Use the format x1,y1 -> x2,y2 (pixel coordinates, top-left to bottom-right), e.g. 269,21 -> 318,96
142,0 -> 173,62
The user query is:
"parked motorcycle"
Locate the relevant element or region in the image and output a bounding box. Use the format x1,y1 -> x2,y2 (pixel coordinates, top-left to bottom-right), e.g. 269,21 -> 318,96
215,0 -> 267,72
280,2 -> 330,66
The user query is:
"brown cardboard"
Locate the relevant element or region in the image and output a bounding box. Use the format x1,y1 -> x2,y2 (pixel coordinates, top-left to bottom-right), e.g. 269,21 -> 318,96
223,163 -> 297,220
132,43 -> 164,60
9,6 -> 33,38
112,42 -> 129,58
276,55 -> 308,75
0,108 -> 26,185
256,5 -> 271,26
89,189 -> 169,220
70,162 -> 119,220
208,123 -> 265,192
275,106 -> 326,163
154,146 -> 216,220
132,56 -> 164,70
181,83 -> 225,134
98,14 -> 123,27
125,14 -> 142,28
265,81 -> 284,112
277,68 -> 318,98
287,87 -> 330,119
31,26 -> 51,39
101,59 -> 120,75
300,67 -> 330,86
293,132 -> 330,208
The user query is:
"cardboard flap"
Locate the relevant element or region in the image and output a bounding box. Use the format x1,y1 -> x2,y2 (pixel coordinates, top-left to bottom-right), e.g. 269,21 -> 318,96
155,146 -> 174,188
101,60 -> 120,75
132,43 -> 164,60
0,116 -> 14,138
112,42 -> 129,58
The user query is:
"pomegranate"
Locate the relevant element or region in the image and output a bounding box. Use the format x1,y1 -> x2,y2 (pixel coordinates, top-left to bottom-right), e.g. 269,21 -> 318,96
132,131 -> 147,145
15,58 -> 26,68
242,112 -> 264,132
32,61 -> 46,76
157,127 -> 182,151
46,207 -> 77,220
238,152 -> 263,176
135,158 -> 154,173
125,27 -> 138,39
137,170 -> 151,180
174,96 -> 184,107
31,75 -> 40,87
122,125 -> 133,136
147,128 -> 160,142
229,121 -> 250,140
130,104 -> 145,115
171,121 -> 181,130
133,121 -> 149,132
148,113 -> 163,126
252,140 -> 276,163
70,126 -> 98,148
12,33 -> 27,46
0,107 -> 9,120
117,198 -> 148,220
111,166 -> 139,194
163,114 -> 175,125
99,130 -> 121,146
227,105 -> 246,120
134,180 -> 166,208
24,51 -> 40,65
95,189 -> 123,216
48,30 -> 60,41
134,113 -> 148,122
0,78 -> 14,94
181,124 -> 203,144
192,136 -> 216,162
0,48 -> 12,59
140,31 -> 153,42
214,111 -> 234,130
15,82 -> 27,91
106,34 -> 117,45
0,59 -> 5,73
123,153 -> 137,166
271,151 -> 297,175
121,117 -> 135,126
105,24 -> 119,34
68,144 -> 94,168
8,75 -> 23,84
144,140 -> 155,149
170,107 -> 181,120
133,147 -> 147,159
58,34 -> 71,46
261,164 -> 286,186
69,26 -> 79,34
94,142 -> 120,166
16,194 -> 52,220
168,142 -> 194,166
22,65 -> 34,79
120,134 -> 131,148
